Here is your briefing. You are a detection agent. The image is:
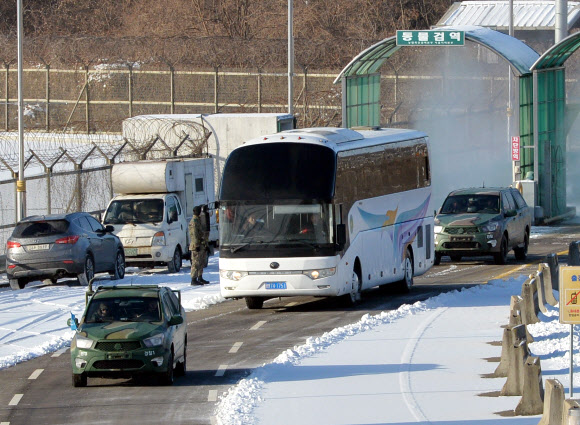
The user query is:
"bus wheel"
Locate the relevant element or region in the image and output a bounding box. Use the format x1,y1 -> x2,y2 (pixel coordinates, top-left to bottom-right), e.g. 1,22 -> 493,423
345,270 -> 362,306
245,297 -> 264,309
397,248 -> 414,293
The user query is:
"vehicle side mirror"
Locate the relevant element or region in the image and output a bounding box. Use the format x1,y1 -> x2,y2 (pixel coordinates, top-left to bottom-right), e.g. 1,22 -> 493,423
168,315 -> 184,326
505,209 -> 517,218
336,223 -> 346,250
67,318 -> 79,329
104,225 -> 115,233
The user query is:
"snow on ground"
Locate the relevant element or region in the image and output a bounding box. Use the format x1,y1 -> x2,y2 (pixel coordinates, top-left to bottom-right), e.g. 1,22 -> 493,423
0,223 -> 578,425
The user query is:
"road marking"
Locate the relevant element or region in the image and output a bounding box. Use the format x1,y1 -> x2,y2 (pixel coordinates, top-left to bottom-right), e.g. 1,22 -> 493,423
28,369 -> 44,380
8,394 -> 23,406
229,342 -> 243,353
1,422 -> 10,425
215,365 -> 228,377
492,264 -> 528,281
208,390 -> 218,402
250,320 -> 266,330
52,348 -> 67,357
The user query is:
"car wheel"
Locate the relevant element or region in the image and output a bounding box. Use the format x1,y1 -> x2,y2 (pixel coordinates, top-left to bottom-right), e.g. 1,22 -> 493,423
450,255 -> 462,262
110,250 -> 125,280
72,373 -> 87,387
494,235 -> 508,265
344,270 -> 362,306
167,247 -> 182,273
245,297 -> 264,310
514,230 -> 529,261
77,255 -> 95,286
160,351 -> 174,386
175,339 -> 187,377
9,279 -> 26,290
434,253 -> 442,265
397,248 -> 414,293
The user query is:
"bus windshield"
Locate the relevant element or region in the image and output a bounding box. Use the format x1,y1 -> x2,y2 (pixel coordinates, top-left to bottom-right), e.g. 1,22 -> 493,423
219,203 -> 334,250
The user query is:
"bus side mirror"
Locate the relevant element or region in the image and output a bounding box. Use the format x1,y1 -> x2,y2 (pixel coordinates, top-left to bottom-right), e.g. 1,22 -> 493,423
336,224 -> 346,249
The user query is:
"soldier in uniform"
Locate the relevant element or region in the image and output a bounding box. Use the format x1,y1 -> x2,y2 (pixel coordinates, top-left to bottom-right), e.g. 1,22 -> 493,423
200,204 -> 211,267
189,205 -> 209,285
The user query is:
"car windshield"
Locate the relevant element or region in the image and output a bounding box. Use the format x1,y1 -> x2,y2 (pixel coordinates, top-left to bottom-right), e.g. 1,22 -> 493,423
85,297 -> 161,323
12,220 -> 69,238
103,199 -> 164,225
440,195 -> 500,214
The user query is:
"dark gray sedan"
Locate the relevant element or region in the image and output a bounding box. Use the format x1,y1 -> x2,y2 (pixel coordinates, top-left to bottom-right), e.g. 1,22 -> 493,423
6,212 -> 125,290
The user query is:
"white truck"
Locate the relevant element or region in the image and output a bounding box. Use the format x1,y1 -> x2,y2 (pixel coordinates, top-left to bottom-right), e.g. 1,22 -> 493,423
102,158 -> 216,272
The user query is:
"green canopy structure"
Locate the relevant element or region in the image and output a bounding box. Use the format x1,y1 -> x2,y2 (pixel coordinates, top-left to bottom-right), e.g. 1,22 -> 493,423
334,25 -> 579,220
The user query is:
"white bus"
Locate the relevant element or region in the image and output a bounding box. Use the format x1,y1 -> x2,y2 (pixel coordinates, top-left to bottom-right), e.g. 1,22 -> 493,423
218,127 -> 434,309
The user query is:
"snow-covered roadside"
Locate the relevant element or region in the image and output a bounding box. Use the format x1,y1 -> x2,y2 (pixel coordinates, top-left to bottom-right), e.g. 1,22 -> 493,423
215,275 -> 572,425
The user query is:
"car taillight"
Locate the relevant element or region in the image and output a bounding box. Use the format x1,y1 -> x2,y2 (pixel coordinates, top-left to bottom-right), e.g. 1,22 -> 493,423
7,241 -> 21,249
55,235 -> 80,244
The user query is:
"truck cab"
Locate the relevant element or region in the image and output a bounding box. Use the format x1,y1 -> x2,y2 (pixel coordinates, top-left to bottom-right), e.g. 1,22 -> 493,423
103,193 -> 187,272
103,158 -> 216,272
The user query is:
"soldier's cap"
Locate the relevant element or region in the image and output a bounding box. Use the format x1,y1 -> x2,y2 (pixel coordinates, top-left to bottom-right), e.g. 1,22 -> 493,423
193,205 -> 201,216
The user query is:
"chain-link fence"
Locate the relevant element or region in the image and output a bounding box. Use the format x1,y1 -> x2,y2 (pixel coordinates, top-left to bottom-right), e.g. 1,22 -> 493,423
0,118 -> 211,255
0,65 -> 343,133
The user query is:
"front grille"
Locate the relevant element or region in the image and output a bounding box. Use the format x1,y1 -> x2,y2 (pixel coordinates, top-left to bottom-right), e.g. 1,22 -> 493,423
445,227 -> 478,235
93,359 -> 144,370
95,341 -> 142,351
443,242 -> 481,249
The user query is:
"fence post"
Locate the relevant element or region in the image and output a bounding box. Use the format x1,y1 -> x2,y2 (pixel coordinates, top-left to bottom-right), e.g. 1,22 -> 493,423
128,63 -> 133,118
214,66 -> 219,114
170,64 -> 175,114
303,66 -> 308,122
4,63 -> 9,131
84,66 -> 90,134
45,64 -> 50,132
257,70 -> 262,113
46,169 -> 51,215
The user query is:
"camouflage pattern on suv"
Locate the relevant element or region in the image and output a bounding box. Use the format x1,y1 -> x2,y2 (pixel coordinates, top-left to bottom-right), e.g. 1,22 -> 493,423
68,285 -> 187,387
434,187 -> 532,265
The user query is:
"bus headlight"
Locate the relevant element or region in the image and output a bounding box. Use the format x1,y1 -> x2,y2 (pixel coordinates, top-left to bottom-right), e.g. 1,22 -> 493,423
302,267 -> 336,280
220,270 -> 248,281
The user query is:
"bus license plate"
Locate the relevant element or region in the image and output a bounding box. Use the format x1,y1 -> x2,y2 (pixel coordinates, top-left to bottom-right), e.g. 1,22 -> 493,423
265,282 -> 286,290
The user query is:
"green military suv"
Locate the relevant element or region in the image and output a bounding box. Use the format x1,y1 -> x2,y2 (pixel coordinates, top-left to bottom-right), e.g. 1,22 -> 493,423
434,187 -> 533,265
68,285 -> 187,387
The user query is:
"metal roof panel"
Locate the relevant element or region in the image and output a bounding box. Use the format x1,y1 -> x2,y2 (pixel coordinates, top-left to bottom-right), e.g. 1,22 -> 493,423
436,1 -> 580,30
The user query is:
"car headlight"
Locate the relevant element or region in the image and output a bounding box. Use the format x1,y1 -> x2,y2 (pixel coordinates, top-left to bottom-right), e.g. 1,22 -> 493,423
434,225 -> 443,234
75,335 -> 94,349
302,267 -> 336,280
152,231 -> 166,246
220,270 -> 248,281
143,333 -> 165,347
481,222 -> 499,232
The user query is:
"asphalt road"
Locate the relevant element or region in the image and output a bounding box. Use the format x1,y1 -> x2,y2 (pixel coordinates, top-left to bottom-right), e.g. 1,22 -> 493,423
0,223 -> 578,425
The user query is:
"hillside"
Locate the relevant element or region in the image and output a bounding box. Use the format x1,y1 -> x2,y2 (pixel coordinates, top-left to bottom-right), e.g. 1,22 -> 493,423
0,0 -> 452,69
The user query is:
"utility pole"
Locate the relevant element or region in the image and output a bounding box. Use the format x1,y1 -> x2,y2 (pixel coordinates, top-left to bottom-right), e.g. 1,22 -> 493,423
17,0 -> 26,221
288,0 -> 294,116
